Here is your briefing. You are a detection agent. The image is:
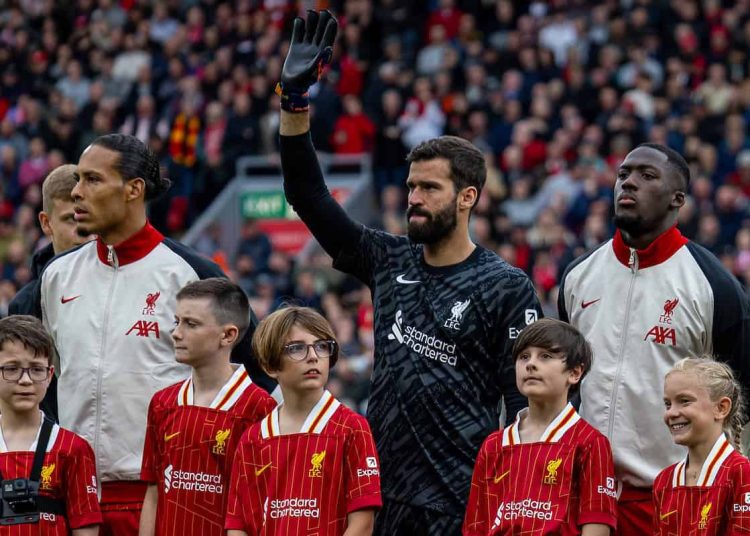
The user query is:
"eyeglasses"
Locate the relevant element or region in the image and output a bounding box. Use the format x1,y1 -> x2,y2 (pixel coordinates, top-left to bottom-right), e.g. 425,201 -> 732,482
0,366 -> 51,383
283,340 -> 337,361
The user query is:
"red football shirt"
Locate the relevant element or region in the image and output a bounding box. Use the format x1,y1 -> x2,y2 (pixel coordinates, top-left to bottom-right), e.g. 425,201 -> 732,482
653,433 -> 750,535
0,418 -> 101,535
225,390 -> 382,535
141,365 -> 276,536
463,403 -> 617,535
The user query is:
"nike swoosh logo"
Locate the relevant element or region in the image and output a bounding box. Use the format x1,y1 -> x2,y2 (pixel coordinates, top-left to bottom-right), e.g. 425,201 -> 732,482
164,432 -> 180,442
660,510 -> 678,521
396,274 -> 421,285
255,462 -> 272,476
60,295 -> 81,304
581,299 -> 601,309
494,470 -> 511,484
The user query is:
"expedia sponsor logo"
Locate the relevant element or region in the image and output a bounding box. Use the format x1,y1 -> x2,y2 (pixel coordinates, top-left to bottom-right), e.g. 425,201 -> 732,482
358,457 -> 380,477
492,498 -> 554,527
597,476 -> 617,498
269,498 -> 320,519
733,493 -> 750,513
388,310 -> 458,366
163,464 -> 223,494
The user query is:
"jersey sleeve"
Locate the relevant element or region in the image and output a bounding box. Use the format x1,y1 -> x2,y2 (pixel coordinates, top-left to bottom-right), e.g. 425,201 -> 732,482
64,436 -> 103,529
344,414 -> 382,513
727,460 -> 750,534
140,394 -> 161,483
225,431 -> 263,534
577,432 -> 617,529
462,437 -> 491,536
333,226 -> 390,285
495,273 -> 542,420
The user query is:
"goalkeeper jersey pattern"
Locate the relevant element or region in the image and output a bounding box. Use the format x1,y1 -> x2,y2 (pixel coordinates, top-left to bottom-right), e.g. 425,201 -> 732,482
334,227 -> 543,514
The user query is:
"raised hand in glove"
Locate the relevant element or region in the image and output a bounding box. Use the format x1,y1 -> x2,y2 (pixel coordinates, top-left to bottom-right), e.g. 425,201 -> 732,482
277,10 -> 338,113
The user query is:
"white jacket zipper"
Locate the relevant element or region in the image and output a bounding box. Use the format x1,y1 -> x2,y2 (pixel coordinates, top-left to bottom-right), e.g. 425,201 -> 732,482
607,248 -> 639,440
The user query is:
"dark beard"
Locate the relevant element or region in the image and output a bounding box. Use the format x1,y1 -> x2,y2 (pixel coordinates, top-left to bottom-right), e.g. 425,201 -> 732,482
406,201 -> 458,244
613,213 -> 647,236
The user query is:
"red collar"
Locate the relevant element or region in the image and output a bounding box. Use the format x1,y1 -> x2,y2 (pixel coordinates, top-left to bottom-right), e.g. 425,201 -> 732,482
612,226 -> 688,269
96,221 -> 164,266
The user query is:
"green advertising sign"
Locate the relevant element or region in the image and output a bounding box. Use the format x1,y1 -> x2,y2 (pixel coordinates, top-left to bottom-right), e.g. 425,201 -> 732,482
240,191 -> 287,219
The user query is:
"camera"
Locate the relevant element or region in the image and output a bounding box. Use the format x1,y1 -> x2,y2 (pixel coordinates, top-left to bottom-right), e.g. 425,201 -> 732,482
0,478 -> 40,525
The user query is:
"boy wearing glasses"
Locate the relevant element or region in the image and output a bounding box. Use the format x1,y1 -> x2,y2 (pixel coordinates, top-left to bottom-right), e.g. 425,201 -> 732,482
139,279 -> 275,536
225,306 -> 382,536
0,315 -> 101,534
463,319 -> 617,536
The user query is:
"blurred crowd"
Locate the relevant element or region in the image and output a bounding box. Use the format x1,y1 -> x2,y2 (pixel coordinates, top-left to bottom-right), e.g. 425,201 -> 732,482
3,0 -> 750,410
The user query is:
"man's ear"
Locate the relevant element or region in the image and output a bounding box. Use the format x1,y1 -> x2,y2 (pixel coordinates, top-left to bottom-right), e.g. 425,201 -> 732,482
126,177 -> 146,201
671,190 -> 686,209
39,211 -> 52,237
458,186 -> 478,212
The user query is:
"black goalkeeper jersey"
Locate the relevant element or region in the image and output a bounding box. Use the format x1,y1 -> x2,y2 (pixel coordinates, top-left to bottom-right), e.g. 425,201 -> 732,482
280,132 -> 543,517
335,227 -> 542,514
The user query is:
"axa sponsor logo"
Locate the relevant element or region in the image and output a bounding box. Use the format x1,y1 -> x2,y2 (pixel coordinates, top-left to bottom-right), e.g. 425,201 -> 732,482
163,464 -> 223,494
491,498 -> 554,528
388,310 -> 458,366
444,300 -> 470,330
357,456 -> 380,478
269,498 -> 320,519
644,298 -> 679,346
126,320 -> 160,338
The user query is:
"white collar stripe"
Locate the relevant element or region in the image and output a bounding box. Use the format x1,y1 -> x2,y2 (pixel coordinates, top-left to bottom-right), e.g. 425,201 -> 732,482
300,391 -> 336,434
260,414 -> 272,439
698,434 -> 733,486
212,366 -> 251,410
177,378 -> 192,406
502,410 -> 523,447
540,403 -> 580,443
261,391 -> 338,438
673,461 -> 686,487
310,397 -> 340,434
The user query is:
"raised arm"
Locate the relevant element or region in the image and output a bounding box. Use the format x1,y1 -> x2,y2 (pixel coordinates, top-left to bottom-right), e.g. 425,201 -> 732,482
278,10 -> 363,260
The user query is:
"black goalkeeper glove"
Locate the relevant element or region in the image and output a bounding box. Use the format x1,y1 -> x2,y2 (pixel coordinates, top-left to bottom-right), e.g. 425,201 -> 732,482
277,9 -> 338,113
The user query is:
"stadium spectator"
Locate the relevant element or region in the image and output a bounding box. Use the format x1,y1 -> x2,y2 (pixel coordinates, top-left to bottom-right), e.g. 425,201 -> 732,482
559,144 -> 750,536
278,11 -> 542,534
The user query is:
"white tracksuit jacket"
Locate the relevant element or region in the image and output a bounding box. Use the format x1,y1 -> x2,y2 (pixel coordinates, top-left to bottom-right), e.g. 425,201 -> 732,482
40,222 -> 228,482
559,226 -> 750,488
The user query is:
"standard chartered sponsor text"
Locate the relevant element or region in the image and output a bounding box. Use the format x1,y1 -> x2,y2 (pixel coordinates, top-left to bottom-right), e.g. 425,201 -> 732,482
164,465 -> 223,494
497,498 -> 554,521
270,498 -> 320,519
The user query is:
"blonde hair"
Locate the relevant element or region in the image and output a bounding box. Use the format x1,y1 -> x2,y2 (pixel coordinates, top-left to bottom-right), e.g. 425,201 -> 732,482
667,356 -> 746,451
252,306 -> 338,373
42,164 -> 77,213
